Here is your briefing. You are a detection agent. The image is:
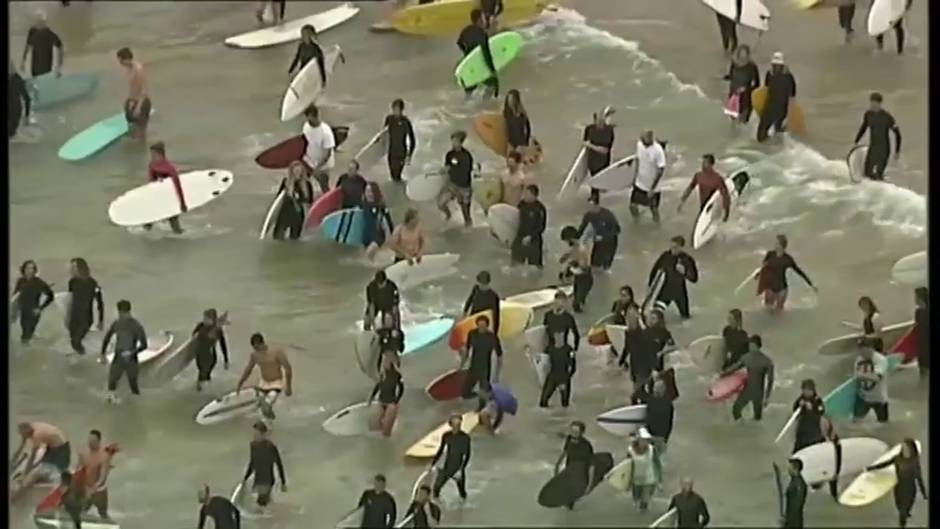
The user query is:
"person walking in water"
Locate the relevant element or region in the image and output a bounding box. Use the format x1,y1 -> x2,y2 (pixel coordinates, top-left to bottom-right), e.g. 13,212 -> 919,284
724,334 -> 775,421
21,11 -> 64,78
873,0 -> 912,55
665,477 -> 710,528
197,485 -> 240,529
145,141 -> 187,234
66,257 -> 105,355
782,458 -> 808,528
723,45 -> 759,123
287,25 -> 324,83
865,438 -> 927,528
756,52 -> 796,143
853,92 -> 902,181
235,333 -> 294,421
383,98 -> 417,183
116,47 -> 151,141
12,259 -> 55,345
512,184 -> 547,268
192,309 -> 229,391
240,421 -> 287,515
753,234 -> 816,313
100,300 -> 148,403
430,414 -> 473,501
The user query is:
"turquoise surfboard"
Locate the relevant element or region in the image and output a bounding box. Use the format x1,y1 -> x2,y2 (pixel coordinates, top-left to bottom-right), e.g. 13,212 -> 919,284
29,72 -> 99,110
321,208 -> 366,246
402,318 -> 455,356
823,353 -> 903,420
58,113 -> 130,161
454,31 -> 524,89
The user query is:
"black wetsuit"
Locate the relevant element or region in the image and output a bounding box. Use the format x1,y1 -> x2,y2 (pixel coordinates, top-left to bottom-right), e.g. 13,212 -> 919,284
539,342 -> 575,407
638,390 -> 675,443
461,329 -> 503,398
457,24 -> 498,96
503,108 -> 531,150
617,326 -> 645,371
761,251 -> 813,294
714,0 -> 742,52
463,285 -> 501,333
756,68 -> 797,143
336,172 -> 368,209
431,430 -> 472,499
287,40 -> 325,82
667,491 -> 710,529
791,395 -> 826,453
25,26 -> 63,76
370,367 -> 404,405
383,114 -> 417,183
273,177 -> 314,240
721,325 -> 749,370
13,276 -> 54,342
513,199 -> 547,266
725,59 -> 760,122
480,0 -> 504,19
376,326 -> 405,358
67,276 -> 103,354
560,435 -> 594,508
101,317 -> 148,394
837,2 -> 855,35
243,439 -> 286,506
365,279 -> 400,325
198,496 -> 240,529
403,500 -> 441,529
627,329 -> 658,385
853,108 -> 902,180
582,124 -> 614,176
650,250 -> 699,319
873,0 -> 912,54
611,299 -> 639,325
192,322 -> 228,383
576,207 -> 620,270
646,325 -> 675,372
867,454 -> 927,528
783,472 -> 808,528
362,195 -> 393,248
914,305 -> 929,376
728,348 -> 775,421
542,309 -> 580,349
862,313 -> 885,352
359,489 -> 397,528
9,72 -> 31,138
445,147 -> 474,191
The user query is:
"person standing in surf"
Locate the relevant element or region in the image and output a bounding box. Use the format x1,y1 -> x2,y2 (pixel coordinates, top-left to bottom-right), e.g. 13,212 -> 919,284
723,334 -> 775,422
676,154 -> 730,219
853,345 -> 890,423
756,52 -> 796,143
78,430 -> 119,521
437,130 -> 475,227
635,381 -> 674,480
543,291 -> 580,349
364,270 -> 401,331
723,45 -> 760,123
66,257 -> 104,355
145,141 -> 186,234
789,379 -> 828,453
13,259 -> 55,345
368,354 -> 404,437
611,286 -> 639,324
713,1 -> 741,55
10,422 -> 71,500
539,329 -> 576,409
462,270 -> 501,334
287,25 -> 325,83
301,105 -> 336,193
626,432 -> 658,511
403,485 -> 441,528
256,0 -> 286,25
865,438 -> 927,528
272,161 -> 314,240
666,478 -> 710,528
192,308 -> 229,391
582,106 -> 615,179
502,151 -> 527,206
553,421 -> 595,510
856,296 -> 885,352
430,414 -> 472,501
457,9 -> 499,99
617,305 -> 645,372
384,99 -> 417,183
197,485 -> 241,529
649,236 -> 699,320
353,474 -> 397,527
116,48 -> 151,141
913,287 -> 929,379
559,225 -> 593,313
782,458 -> 808,528
362,183 -> 394,261
100,300 -> 148,404
721,309 -> 749,370
836,1 -> 856,43
458,314 -> 504,398
241,421 -> 286,514
575,191 -> 620,271
873,0 -> 912,55
630,130 -> 667,224
512,184 -> 547,268
751,235 -> 816,313
853,92 -> 902,181
502,89 -> 537,161
21,11 -> 64,78
9,61 -> 32,138
335,159 -> 368,209
235,333 -> 294,421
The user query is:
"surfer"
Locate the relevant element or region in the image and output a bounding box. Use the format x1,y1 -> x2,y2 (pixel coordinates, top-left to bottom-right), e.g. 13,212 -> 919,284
502,151 -> 526,206
837,1 -> 856,43
503,89 -> 537,160
543,291 -> 580,349
666,478 -> 710,528
100,300 -> 148,403
553,421 -> 594,510
575,191 -> 620,271
241,421 -> 287,514
235,333 -> 294,421
873,0 -> 912,54
362,184 -> 394,260
627,433 -> 658,511
723,45 -> 760,123
116,48 -> 151,142
458,314 -> 504,398
9,61 -> 31,138
368,355 -> 404,436
78,430 -> 117,520
723,334 -> 774,421
256,0 -> 286,25
476,382 -> 505,432
384,99 -> 417,183
11,422 -> 70,500
430,414 -> 472,500
197,485 -> 241,529
865,438 -> 927,528
913,287 -> 929,379
856,296 -> 885,352
789,380 -> 828,453
721,309 -> 749,370
355,474 -> 398,527
853,345 -> 890,423
21,11 -> 64,77
301,105 -> 337,193
273,161 -> 314,240
752,235 -> 816,313
559,226 -> 593,313
364,270 -> 401,331
611,286 -> 639,324
66,258 -> 104,355
463,270 -> 501,334
193,308 -> 229,391
512,184 -> 547,268
539,329 -> 576,409
336,159 -> 368,209
481,0 -> 504,31
645,309 -> 678,374
853,92 -> 902,181
403,485 -> 441,528
287,25 -> 325,83
782,458 -> 808,528
376,312 -> 405,369
457,9 -> 499,99
438,131 -> 474,227
756,52 -> 797,143
635,381 -> 674,480
616,306 -> 644,372
676,154 -> 730,218
13,259 -> 55,345
583,106 -> 615,178
714,4 -> 739,55
630,130 -> 667,224
649,236 -> 699,320
145,142 -> 186,234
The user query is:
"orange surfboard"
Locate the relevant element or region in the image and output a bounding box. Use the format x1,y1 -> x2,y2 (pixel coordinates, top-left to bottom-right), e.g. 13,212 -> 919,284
472,112 -> 543,165
448,310 -> 494,350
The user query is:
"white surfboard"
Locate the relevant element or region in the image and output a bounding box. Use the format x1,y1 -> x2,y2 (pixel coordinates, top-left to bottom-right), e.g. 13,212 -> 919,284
839,440 -> 921,507
691,169 -> 750,249
867,0 -> 908,36
384,253 -> 460,290
259,190 -> 287,240
605,324 -> 627,353
817,320 -> 913,356
108,170 -> 234,227
322,401 -> 377,436
487,203 -> 519,246
733,266 -> 761,296
605,457 -> 633,492
406,171 -> 447,202
523,325 -> 550,386
596,404 -> 647,437
354,330 -> 379,381
505,286 -> 573,311
557,147 -> 588,199
583,155 -> 636,192
890,251 -> 926,286
354,128 -> 389,172
687,334 -> 725,373
34,516 -> 119,529
649,508 -> 678,528
846,144 -> 867,183
280,45 -> 344,122
105,331 -> 175,365
793,438 -> 889,484
195,389 -> 260,425
700,0 -> 771,32
773,409 -> 801,444
335,507 -> 364,529
224,4 -> 361,49
641,270 -> 666,316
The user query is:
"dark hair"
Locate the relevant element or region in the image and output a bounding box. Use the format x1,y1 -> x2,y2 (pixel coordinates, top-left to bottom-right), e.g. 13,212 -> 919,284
304,105 -> 320,119
503,89 -> 527,117
250,333 -> 265,346
560,225 -> 578,242
749,334 -> 763,349
588,189 -> 600,205
729,308 -> 743,327
301,24 -> 317,35
508,150 -> 523,164
914,287 -> 928,307
788,458 -> 804,472
870,92 -> 883,103
203,308 -> 218,320
450,130 -> 467,142
89,429 -> 102,439
702,154 -> 715,165
116,300 -> 131,313
374,270 -> 387,282
391,98 -> 405,111
375,474 -> 387,483
571,420 -> 586,433
252,421 -> 268,433
19,260 -> 37,275
149,141 -> 166,156
60,471 -> 73,485
649,309 -> 665,326
116,47 -> 133,61
476,314 -> 491,326
476,271 -> 491,284
620,285 -> 635,299
71,257 -> 90,278
554,290 -> 568,300
800,379 -> 816,392
404,208 -> 418,224
671,235 -> 686,247
470,8 -> 483,24
525,184 -> 539,196
776,234 -> 788,250
858,296 -> 878,315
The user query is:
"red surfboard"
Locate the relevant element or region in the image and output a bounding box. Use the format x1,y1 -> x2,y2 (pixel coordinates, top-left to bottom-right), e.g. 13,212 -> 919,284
756,265 -> 771,296
891,327 -> 918,364
36,444 -> 119,514
426,369 -> 466,401
254,126 -> 349,169
304,188 -> 343,228
706,369 -> 748,402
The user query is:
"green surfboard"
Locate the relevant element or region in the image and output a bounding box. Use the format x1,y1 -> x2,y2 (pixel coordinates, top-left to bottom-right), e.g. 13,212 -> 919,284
454,31 -> 524,89
29,72 -> 99,110
823,353 -> 903,421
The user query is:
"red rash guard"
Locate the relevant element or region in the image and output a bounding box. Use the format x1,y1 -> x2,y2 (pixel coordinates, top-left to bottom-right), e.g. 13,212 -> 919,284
148,159 -> 188,211
693,168 -> 730,216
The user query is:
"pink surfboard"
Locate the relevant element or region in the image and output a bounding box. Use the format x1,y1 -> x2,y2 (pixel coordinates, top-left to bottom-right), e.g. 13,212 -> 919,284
706,369 -> 748,402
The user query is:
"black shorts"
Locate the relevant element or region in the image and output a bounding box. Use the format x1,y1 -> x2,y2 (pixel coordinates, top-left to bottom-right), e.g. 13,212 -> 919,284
124,97 -> 152,126
630,187 -> 661,208
853,397 -> 889,422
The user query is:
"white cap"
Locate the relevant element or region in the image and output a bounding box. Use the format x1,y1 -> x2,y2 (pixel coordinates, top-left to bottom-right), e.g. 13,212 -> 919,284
771,52 -> 784,65
638,427 -> 652,439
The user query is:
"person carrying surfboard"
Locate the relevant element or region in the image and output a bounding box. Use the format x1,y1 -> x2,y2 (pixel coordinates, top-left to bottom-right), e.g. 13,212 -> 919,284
677,154 -> 730,220
756,52 -> 796,143
721,309 -> 749,370
630,130 -> 667,224
789,380 -> 828,453
192,308 -> 230,392
575,191 -> 620,271
368,355 -> 404,437
403,484 -> 442,529
723,45 -> 760,124
852,92 -> 903,181
462,270 -> 501,334
553,421 -> 595,510
197,484 -> 241,529
301,105 -> 337,193
235,333 -> 294,421
751,235 -> 816,313
853,345 -> 891,423
101,299 -> 149,403
627,433 -> 658,511
559,225 -> 593,313
66,257 -> 105,356
336,159 -> 368,209
457,9 -> 499,99
855,296 -> 885,352
512,184 -> 547,267
11,421 -> 70,501
665,478 -> 710,528
438,131 -> 475,227
77,430 -> 119,521
12,259 -> 55,345
864,438 -> 927,528
782,458 -> 808,528
21,11 -> 64,78
364,270 -> 401,330
723,334 -> 775,422
430,414 -> 472,501
145,141 -> 186,234
458,314 -> 504,398
582,107 -> 615,179
384,98 -> 417,183
116,47 -> 151,142
648,236 -> 699,320
273,161 -> 314,240
873,0 -> 913,55
287,25 -> 325,84
240,421 -> 287,514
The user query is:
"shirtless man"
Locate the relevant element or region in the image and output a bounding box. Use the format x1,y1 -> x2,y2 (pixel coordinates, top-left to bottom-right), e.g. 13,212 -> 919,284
116,47 -> 151,141
78,430 -> 116,521
235,333 -> 293,421
389,208 -> 425,264
11,421 -> 71,500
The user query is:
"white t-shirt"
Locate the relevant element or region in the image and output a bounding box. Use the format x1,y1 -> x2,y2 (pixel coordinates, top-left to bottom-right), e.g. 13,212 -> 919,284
854,351 -> 888,403
633,140 -> 667,193
302,121 -> 336,171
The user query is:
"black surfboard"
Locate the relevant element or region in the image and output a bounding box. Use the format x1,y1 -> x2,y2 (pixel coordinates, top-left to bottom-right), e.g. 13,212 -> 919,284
537,452 -> 614,508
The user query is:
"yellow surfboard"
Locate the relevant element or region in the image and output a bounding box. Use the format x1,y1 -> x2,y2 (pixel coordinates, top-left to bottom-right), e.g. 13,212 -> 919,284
391,0 -> 547,37
473,112 -> 544,164
839,440 -> 922,507
472,178 -> 503,210
448,302 -> 533,350
405,411 -> 479,458
751,87 -> 807,135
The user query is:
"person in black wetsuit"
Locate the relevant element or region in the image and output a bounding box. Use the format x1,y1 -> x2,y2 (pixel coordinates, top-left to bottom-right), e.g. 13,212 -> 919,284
721,309 -> 749,370
582,107 -> 615,177
782,458 -> 808,528
666,478 -> 710,529
724,334 -> 775,421
459,314 -> 503,398
636,381 -> 675,479
714,1 -> 741,55
384,99 -> 417,183
66,257 -> 104,355
865,438 -> 927,528
873,0 -> 912,55
375,312 -> 404,371
463,270 -> 501,334
438,130 -> 475,227
241,421 -> 286,514
543,291 -> 580,349
272,161 -> 315,240
430,414 -> 472,500
502,89 -> 535,159
13,260 -> 55,345
836,1 -> 856,43
403,485 -> 441,529
625,312 -> 658,386
369,355 -> 404,437
559,225 -> 593,313
616,305 -> 643,371
611,285 -> 639,324
287,25 -> 324,83
356,474 -> 397,528
576,191 -> 620,271
512,184 -> 547,267
756,52 -> 797,143
364,270 -> 400,330
724,44 -> 759,124
192,308 -> 229,391
790,379 -> 827,453
336,159 -> 368,209
362,183 -> 393,260
553,421 -> 594,510
22,11 -> 64,77
539,328 -> 576,408
100,300 -> 148,403
197,485 -> 240,529
853,92 -> 902,181
9,61 -> 32,139
913,287 -> 929,379
457,9 -> 498,99
757,234 -> 816,313
649,236 -> 699,320
480,0 -> 504,30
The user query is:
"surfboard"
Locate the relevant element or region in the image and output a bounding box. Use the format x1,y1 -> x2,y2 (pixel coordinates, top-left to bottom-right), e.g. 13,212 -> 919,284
605,457 -> 633,492
195,389 -> 261,425
321,208 -> 367,246
867,0 -> 909,36
405,171 -> 447,202
839,440 -> 922,507
448,303 -> 533,350
691,170 -> 750,249
491,383 -> 518,414
402,318 -> 455,356
472,178 -> 503,211
604,324 -> 627,354
34,514 -> 120,529
58,113 -> 136,161
523,325 -> 551,386
586,314 -> 616,346
142,333 -> 198,386
108,170 -> 234,227
104,332 -> 175,366
224,3 -> 361,48
583,155 -> 636,192
391,0 -> 547,37
752,87 -> 806,135
816,320 -> 914,356
773,408 -> 801,445
650,507 -> 678,528
259,190 -> 287,240
281,45 -> 344,122
823,353 -> 903,420
699,0 -> 771,32
772,463 -> 785,519
846,144 -> 868,183
455,31 -> 525,89
793,438 -> 890,485
733,266 -> 762,296
557,147 -> 588,199
891,326 -> 918,365
890,251 -> 926,286
472,111 -> 543,164
11,445 -> 47,484
426,368 -> 466,402
323,401 -> 377,436
29,72 -> 98,110
706,369 -> 748,402
335,507 -> 363,529
254,126 -> 349,169
354,329 -> 380,381
487,203 -> 519,246
596,404 -> 647,437
384,253 -> 460,290
405,411 -> 478,458
504,286 -> 573,310
305,188 -> 344,229
354,127 -> 389,172
687,334 -> 725,373
537,452 -> 614,508
641,270 -> 666,316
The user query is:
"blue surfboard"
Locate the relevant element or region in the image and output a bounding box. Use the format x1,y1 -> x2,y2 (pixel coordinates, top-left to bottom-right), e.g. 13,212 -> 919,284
492,383 -> 518,415
29,72 -> 99,110
58,113 -> 130,161
321,208 -> 366,246
402,318 -> 454,356
824,353 -> 903,420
